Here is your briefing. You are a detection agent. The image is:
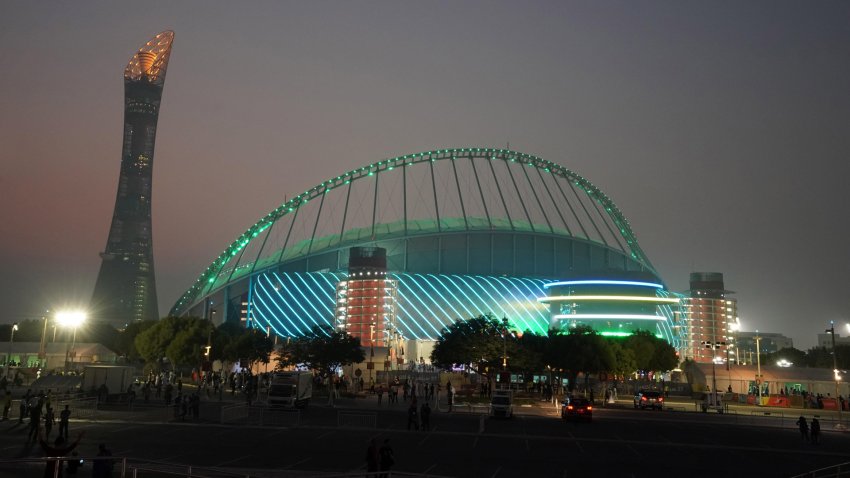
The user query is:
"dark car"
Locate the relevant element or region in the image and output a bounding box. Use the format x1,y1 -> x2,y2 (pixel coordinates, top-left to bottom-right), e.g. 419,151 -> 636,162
561,397 -> 593,421
633,390 -> 664,410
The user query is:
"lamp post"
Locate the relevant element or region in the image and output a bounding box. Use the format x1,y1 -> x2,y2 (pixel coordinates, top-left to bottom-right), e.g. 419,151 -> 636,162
702,341 -> 725,398
826,322 -> 846,430
501,318 -> 509,370
6,323 -> 18,380
57,310 -> 86,373
755,331 -> 762,406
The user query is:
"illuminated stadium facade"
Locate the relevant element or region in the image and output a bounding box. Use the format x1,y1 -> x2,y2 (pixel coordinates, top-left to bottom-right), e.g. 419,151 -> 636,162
171,148 -> 683,350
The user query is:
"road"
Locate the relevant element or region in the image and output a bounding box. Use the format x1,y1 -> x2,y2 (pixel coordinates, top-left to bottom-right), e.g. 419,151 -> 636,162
0,395 -> 848,478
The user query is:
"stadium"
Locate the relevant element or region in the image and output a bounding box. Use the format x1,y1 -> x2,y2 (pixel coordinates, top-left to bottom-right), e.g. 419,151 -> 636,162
171,148 -> 683,352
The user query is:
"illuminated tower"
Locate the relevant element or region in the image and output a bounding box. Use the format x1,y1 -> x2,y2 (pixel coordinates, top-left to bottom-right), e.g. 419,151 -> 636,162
335,247 -> 397,347
681,272 -> 738,364
90,31 -> 174,328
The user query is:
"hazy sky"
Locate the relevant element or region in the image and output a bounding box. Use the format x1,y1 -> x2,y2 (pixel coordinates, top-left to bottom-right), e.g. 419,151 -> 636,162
2,1 -> 849,349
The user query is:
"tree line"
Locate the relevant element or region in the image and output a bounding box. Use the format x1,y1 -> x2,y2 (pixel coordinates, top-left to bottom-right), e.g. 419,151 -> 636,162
430,314 -> 679,391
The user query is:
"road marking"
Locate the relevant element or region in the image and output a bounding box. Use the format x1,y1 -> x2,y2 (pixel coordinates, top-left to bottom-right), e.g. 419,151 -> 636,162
284,457 -> 311,469
489,465 -> 502,477
473,436 -> 479,448
418,432 -> 431,447
215,455 -> 247,466
625,444 -> 641,457
315,430 -> 336,440
479,415 -> 485,433
422,464 -> 437,474
574,440 -> 585,454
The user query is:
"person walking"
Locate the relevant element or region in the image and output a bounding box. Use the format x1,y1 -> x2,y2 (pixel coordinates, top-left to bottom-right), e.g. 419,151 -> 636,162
2,390 -> 11,420
365,438 -> 380,474
377,385 -> 384,407
420,401 -> 431,431
796,415 -> 810,442
39,429 -> 84,478
446,380 -> 454,412
379,438 -> 394,478
92,443 -> 114,478
44,407 -> 55,440
59,405 -> 71,440
407,399 -> 419,430
811,418 -> 821,445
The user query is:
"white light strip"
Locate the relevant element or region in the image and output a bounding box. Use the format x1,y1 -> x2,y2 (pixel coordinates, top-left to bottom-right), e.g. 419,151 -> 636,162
552,314 -> 666,321
538,295 -> 680,304
544,280 -> 664,289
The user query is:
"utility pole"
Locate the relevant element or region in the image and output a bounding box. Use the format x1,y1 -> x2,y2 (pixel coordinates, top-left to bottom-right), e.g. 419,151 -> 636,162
827,322 -> 846,430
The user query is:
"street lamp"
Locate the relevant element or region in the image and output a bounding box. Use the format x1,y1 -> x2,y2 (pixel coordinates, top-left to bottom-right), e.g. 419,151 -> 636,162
755,331 -> 762,406
501,318 -> 509,370
702,341 -> 725,396
826,321 -> 846,430
6,323 -> 18,380
57,310 -> 86,373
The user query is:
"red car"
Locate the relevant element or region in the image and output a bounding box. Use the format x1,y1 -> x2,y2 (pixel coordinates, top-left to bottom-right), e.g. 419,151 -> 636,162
561,397 -> 593,421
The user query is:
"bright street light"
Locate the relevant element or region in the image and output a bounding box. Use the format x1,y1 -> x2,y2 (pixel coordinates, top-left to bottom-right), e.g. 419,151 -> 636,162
776,359 -> 793,368
57,309 -> 87,373
6,323 -> 19,380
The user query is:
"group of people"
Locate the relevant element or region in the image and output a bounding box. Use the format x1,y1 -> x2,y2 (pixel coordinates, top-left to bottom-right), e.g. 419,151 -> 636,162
366,438 -> 394,476
796,415 -> 822,444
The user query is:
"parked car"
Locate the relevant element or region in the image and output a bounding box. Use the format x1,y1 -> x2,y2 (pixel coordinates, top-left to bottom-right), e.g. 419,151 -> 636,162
561,397 -> 593,421
490,390 -> 514,418
634,390 -> 664,410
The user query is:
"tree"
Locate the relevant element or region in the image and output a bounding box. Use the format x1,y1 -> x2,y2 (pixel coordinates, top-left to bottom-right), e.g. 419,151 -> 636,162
547,326 -> 614,392
135,317 -> 213,371
278,326 -> 365,377
113,320 -> 157,360
222,328 -> 274,367
430,315 -> 519,375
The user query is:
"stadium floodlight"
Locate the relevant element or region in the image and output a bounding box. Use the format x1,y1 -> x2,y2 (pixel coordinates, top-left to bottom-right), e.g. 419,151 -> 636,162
56,310 -> 87,372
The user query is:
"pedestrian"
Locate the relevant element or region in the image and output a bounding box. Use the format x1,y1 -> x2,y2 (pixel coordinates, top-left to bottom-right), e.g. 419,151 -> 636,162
365,438 -> 380,474
420,401 -> 431,431
59,405 -> 71,440
379,438 -> 394,478
811,418 -> 821,445
44,407 -> 55,440
446,380 -> 453,412
92,442 -> 114,478
796,415 -> 810,442
27,399 -> 43,442
2,390 -> 11,420
377,385 -> 384,407
407,399 -> 419,430
39,429 -> 84,478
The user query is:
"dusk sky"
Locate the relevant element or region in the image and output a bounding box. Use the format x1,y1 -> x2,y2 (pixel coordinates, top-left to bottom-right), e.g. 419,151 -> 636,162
1,1 -> 848,349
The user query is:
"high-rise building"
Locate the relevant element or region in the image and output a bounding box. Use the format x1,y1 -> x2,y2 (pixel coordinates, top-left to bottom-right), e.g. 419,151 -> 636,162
680,272 -> 738,364
335,247 -> 397,348
90,31 -> 174,329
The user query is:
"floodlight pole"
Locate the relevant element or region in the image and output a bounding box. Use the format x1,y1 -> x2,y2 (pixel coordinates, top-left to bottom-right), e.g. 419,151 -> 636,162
827,322 -> 846,430
6,323 -> 18,380
755,332 -> 762,406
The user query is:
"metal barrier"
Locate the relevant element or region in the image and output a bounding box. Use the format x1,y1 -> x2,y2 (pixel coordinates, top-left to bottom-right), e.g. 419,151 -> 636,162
337,410 -> 377,428
258,407 -> 300,427
220,404 -> 249,424
790,461 -> 850,478
0,456 -> 456,478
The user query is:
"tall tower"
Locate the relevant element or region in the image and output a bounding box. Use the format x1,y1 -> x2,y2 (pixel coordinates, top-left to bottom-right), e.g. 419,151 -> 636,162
681,272 -> 738,364
91,31 -> 174,329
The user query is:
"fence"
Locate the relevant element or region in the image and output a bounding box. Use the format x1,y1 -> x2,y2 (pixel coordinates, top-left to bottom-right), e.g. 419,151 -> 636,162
337,411 -> 377,428
0,457 -> 455,478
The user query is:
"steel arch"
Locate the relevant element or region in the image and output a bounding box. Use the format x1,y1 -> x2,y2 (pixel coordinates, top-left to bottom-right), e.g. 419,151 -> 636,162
171,147 -> 656,316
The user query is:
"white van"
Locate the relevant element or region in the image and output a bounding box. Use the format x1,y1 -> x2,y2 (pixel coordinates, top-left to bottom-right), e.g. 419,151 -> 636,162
490,390 -> 513,418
